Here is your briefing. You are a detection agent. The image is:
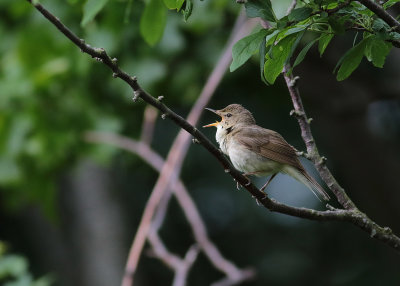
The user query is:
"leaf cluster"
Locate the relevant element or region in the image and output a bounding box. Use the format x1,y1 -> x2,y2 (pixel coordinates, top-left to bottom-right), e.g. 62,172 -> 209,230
231,0 -> 400,83
0,241 -> 53,286
82,0 -> 194,46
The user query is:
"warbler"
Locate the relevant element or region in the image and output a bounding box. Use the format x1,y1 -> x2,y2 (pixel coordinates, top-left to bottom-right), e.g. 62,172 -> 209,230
203,104 -> 330,201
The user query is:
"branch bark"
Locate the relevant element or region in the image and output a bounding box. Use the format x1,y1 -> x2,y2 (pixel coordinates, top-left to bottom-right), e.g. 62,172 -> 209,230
27,0 -> 400,266
358,0 -> 400,31
283,68 -> 356,210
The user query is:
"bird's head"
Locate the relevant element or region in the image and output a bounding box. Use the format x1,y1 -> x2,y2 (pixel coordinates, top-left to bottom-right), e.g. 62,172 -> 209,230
203,104 -> 255,130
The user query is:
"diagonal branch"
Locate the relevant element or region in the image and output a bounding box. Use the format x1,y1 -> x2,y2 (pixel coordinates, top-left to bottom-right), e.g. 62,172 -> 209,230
358,0 -> 400,31
27,0 -> 400,264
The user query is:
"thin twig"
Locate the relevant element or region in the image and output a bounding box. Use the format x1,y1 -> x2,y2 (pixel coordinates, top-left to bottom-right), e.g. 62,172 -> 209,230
27,0 -> 400,261
140,106 -> 158,145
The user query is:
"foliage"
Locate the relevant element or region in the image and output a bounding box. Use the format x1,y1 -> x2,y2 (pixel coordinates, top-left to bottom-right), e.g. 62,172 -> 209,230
231,0 -> 400,83
0,0 -> 234,216
0,242 -> 53,286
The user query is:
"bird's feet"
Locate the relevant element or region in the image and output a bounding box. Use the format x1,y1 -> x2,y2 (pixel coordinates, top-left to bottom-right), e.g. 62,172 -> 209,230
235,174 -> 252,190
252,196 -> 262,206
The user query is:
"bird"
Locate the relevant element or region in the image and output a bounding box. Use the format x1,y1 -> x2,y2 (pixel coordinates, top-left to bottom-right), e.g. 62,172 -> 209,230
203,103 -> 330,201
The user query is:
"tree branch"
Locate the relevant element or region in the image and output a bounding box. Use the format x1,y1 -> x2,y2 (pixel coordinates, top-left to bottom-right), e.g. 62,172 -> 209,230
358,0 -> 400,31
283,68 -> 357,210
140,106 -> 158,145
27,0 -> 400,264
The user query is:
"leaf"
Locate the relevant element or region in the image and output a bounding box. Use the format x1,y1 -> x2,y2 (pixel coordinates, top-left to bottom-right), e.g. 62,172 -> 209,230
230,29 -> 269,72
389,32 -> 400,41
163,0 -> 185,10
263,34 -> 298,84
328,16 -> 346,34
318,33 -> 333,56
285,31 -> 305,69
182,0 -> 193,21
140,0 -> 167,46
383,0 -> 400,9
292,37 -> 319,70
282,25 -> 308,37
336,39 -> 368,81
259,35 -> 268,84
0,255 -> 28,277
364,37 -> 392,68
81,0 -> 110,26
288,7 -> 313,22
265,29 -> 280,46
245,0 -> 276,22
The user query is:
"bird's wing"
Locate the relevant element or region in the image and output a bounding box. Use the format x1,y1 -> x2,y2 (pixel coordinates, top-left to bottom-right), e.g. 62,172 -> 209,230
236,126 -> 302,169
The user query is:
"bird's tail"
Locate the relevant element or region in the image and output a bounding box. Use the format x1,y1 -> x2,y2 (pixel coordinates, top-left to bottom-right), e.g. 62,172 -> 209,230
283,166 -> 330,201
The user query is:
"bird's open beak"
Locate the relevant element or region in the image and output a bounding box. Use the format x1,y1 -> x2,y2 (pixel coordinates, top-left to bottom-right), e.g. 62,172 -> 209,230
203,108 -> 221,128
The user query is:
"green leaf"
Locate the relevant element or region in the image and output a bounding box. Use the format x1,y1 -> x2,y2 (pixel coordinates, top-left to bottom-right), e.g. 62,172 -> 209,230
0,255 -> 28,278
81,0 -> 110,26
364,37 -> 392,68
163,0 -> 185,10
336,39 -> 368,81
288,7 -> 313,22
328,17 -> 346,34
230,29 -> 269,72
282,25 -> 308,37
383,0 -> 400,9
259,35 -> 268,84
182,0 -> 193,21
140,0 -> 167,46
245,0 -> 276,22
265,29 -> 280,46
389,32 -> 400,41
292,37 -> 319,70
263,34 -> 298,84
318,33 -> 333,56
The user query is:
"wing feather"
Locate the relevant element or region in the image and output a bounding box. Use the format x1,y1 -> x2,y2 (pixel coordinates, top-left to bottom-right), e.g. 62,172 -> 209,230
236,126 -> 302,169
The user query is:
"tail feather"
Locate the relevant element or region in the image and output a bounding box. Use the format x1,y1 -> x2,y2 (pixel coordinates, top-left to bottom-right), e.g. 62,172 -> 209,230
283,166 -> 330,201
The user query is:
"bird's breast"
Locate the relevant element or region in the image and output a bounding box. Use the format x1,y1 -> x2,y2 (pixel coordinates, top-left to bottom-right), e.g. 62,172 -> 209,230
227,140 -> 283,176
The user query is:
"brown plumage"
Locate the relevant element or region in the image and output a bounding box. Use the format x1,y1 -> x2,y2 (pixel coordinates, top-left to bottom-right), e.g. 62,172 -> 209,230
204,104 -> 330,201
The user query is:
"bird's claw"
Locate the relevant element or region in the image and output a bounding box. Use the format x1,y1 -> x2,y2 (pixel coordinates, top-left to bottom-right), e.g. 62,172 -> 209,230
235,180 -> 241,190
252,196 -> 262,206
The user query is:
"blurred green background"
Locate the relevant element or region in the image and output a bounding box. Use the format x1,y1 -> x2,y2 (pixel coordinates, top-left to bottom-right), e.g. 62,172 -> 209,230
1,0 -> 400,285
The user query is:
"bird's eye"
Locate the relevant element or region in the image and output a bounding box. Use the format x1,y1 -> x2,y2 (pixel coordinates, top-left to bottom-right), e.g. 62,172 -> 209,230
226,113 -> 232,118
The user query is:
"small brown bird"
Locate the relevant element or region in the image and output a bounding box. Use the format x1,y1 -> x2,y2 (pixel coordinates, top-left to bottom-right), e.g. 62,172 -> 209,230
203,104 -> 330,201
